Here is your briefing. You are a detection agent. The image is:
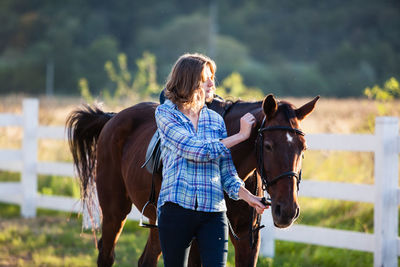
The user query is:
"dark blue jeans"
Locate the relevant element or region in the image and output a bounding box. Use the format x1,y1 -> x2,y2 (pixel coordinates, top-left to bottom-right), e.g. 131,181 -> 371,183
158,202 -> 228,267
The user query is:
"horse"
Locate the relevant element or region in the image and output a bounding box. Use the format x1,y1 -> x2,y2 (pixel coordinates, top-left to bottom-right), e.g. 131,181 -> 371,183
66,94 -> 319,266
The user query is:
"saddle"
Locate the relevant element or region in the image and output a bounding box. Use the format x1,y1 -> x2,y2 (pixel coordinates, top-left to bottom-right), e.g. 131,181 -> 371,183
139,130 -> 162,228
141,130 -> 162,174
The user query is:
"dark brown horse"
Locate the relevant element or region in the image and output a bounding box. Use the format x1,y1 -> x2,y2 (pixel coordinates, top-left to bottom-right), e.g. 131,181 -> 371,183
66,94 -> 319,267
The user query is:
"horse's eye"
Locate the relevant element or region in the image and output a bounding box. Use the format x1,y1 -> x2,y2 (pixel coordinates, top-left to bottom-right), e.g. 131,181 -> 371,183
265,143 -> 273,151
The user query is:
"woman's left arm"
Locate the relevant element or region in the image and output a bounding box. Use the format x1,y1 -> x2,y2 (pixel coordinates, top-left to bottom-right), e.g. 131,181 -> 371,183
219,123 -> 267,214
238,186 -> 268,214
219,151 -> 267,215
219,153 -> 244,200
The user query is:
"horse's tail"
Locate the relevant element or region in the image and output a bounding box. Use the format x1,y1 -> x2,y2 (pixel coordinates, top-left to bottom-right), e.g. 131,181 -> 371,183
66,104 -> 115,207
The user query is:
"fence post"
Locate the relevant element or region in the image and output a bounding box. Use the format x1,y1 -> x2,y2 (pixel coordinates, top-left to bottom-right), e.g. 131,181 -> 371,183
374,116 -> 398,267
21,98 -> 38,218
260,208 -> 275,258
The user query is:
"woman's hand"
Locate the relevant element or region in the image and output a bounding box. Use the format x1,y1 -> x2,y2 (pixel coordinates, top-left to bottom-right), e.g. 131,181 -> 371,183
220,112 -> 256,149
247,195 -> 268,215
238,186 -> 269,215
239,113 -> 256,140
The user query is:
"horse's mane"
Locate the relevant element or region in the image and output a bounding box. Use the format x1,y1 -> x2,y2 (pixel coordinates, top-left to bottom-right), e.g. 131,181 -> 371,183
212,95 -> 258,109
212,95 -> 297,126
212,95 -> 239,107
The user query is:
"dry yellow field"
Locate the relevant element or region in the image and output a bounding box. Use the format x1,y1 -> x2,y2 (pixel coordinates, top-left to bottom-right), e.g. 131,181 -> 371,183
1,95 -> 399,131
0,94 -> 399,180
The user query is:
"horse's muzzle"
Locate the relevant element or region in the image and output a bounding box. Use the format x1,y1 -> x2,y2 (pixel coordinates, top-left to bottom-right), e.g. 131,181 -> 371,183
272,202 -> 300,228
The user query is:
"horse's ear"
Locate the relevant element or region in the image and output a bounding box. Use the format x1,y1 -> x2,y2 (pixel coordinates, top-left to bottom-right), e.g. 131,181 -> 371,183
262,94 -> 278,119
295,96 -> 320,120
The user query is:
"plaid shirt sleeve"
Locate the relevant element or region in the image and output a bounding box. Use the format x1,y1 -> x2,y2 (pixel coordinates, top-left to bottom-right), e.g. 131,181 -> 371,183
219,126 -> 245,200
155,104 -> 230,162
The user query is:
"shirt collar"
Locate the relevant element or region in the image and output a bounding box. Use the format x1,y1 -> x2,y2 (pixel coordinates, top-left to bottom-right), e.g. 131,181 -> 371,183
164,99 -> 208,123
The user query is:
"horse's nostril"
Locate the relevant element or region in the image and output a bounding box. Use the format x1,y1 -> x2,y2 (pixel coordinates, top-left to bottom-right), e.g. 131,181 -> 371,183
295,207 -> 300,219
274,204 -> 281,217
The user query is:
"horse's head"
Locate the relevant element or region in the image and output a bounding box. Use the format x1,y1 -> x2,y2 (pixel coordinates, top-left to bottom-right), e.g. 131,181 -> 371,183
257,94 -> 319,228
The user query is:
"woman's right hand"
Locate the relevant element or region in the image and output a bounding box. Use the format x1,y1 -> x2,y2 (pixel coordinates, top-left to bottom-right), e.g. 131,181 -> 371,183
239,113 -> 256,140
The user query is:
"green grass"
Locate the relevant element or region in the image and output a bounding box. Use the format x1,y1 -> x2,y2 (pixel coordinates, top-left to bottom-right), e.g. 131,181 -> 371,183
0,171 -> 80,198
272,241 -> 373,267
0,148 -> 398,266
0,202 -> 378,267
0,205 -> 162,267
38,175 -> 80,198
303,150 -> 374,184
298,198 -> 374,233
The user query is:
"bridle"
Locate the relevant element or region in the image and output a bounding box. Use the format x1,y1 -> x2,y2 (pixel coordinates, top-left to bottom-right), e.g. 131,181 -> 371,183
206,99 -> 307,248
245,116 -> 305,248
256,116 -> 305,192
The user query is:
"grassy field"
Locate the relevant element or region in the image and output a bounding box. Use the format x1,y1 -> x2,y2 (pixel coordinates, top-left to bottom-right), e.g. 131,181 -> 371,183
0,95 -> 400,266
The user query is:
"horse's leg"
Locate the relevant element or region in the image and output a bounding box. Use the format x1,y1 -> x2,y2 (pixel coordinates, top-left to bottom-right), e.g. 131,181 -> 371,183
138,224 -> 162,267
230,232 -> 260,267
96,170 -> 132,267
188,239 -> 202,267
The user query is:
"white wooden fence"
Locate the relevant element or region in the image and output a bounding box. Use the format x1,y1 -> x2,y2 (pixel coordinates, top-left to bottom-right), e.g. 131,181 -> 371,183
0,98 -> 399,267
0,99 -> 141,222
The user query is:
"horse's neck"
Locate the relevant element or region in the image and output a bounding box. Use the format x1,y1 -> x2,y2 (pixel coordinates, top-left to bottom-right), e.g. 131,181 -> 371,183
224,101 -> 263,132
223,101 -> 263,179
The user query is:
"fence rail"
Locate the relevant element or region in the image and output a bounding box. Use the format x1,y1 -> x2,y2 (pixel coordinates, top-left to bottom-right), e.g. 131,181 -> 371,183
0,98 -> 399,267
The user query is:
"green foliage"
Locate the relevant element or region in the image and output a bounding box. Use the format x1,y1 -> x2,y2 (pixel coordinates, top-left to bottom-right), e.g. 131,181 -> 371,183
79,52 -> 161,105
102,53 -> 135,104
364,77 -> 400,102
214,35 -> 251,78
0,203 -> 20,218
1,1 -> 399,97
360,77 -> 399,132
79,78 -> 93,104
216,72 -> 264,100
38,175 -> 80,199
359,77 -> 400,133
0,171 -> 20,182
0,171 -> 80,199
131,52 -> 160,97
136,13 -> 209,63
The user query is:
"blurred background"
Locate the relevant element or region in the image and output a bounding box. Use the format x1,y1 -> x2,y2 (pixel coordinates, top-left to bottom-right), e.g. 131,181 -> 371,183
0,1 -> 400,266
1,0 -> 399,98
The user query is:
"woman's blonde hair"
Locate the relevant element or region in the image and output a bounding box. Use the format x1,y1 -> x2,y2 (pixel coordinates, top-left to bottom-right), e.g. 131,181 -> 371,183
165,53 -> 216,109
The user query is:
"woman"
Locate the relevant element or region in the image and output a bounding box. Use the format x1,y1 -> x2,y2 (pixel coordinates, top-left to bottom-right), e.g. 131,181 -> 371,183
155,53 -> 267,267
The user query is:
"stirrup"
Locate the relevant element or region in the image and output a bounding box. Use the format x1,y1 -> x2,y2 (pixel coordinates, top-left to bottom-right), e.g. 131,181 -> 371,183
139,201 -> 158,229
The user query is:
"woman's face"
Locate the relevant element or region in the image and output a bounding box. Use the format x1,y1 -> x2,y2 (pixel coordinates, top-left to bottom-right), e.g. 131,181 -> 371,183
200,65 -> 215,103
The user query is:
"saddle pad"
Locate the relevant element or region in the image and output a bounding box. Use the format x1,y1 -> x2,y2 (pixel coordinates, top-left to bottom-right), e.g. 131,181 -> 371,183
141,130 -> 162,174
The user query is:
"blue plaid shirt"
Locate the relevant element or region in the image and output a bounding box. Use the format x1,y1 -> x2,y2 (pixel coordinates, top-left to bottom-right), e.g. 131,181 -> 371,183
155,100 -> 244,212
